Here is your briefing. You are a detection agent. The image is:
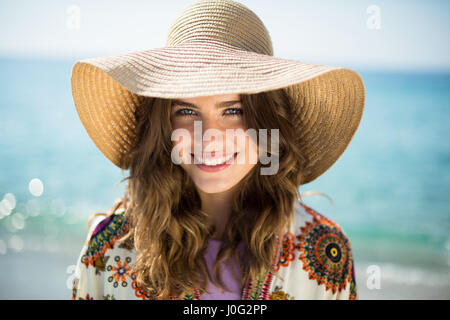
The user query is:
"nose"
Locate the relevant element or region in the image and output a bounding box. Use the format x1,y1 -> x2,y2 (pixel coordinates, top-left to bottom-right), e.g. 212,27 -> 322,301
193,115 -> 227,153
200,113 -> 225,132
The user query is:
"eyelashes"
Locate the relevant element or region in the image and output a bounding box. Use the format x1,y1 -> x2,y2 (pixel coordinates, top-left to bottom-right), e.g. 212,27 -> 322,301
174,107 -> 244,118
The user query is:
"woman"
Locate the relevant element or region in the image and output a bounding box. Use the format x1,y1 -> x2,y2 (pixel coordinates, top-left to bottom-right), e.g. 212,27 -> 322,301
71,0 -> 364,300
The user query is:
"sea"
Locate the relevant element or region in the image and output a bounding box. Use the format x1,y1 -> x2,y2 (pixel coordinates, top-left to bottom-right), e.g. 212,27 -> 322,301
0,56 -> 449,299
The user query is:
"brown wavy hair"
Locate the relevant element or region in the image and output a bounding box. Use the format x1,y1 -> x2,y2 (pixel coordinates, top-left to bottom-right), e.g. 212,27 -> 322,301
98,88 -> 313,299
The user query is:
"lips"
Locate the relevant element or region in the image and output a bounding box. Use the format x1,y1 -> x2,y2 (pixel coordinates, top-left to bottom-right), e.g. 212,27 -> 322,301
191,152 -> 238,166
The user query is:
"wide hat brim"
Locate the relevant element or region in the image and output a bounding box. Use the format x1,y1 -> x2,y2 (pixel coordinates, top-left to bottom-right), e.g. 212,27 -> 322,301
71,39 -> 365,184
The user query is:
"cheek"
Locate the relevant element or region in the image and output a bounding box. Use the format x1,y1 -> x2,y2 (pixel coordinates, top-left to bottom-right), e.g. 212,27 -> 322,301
234,132 -> 259,165
171,127 -> 194,163
171,118 -> 187,132
248,137 -> 259,158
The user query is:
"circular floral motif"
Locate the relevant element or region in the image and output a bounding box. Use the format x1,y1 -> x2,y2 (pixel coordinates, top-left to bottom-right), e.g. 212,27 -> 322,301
107,255 -> 132,288
296,220 -> 352,294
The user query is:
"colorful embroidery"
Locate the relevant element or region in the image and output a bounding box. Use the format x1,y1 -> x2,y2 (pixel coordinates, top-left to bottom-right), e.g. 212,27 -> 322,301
130,272 -> 154,300
107,255 -> 132,288
129,272 -> 199,300
92,215 -> 113,238
183,293 -> 194,300
72,279 -> 78,300
296,203 -> 353,294
81,213 -> 129,274
349,264 -> 358,300
240,271 -> 274,300
241,280 -> 252,299
182,288 -> 201,300
248,274 -> 262,300
73,198 -> 358,300
269,285 -> 295,300
275,232 -> 296,271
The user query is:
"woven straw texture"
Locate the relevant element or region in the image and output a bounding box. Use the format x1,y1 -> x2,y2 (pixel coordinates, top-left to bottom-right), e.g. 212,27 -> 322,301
71,0 -> 365,184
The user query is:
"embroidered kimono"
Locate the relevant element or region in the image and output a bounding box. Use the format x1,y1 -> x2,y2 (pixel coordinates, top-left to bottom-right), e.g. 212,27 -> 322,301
71,199 -> 358,300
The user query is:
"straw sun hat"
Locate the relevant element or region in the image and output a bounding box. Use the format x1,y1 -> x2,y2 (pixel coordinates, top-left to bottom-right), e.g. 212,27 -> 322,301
71,0 -> 365,185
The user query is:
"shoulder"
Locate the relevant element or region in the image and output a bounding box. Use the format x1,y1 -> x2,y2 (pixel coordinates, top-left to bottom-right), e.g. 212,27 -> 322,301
273,200 -> 357,299
81,202 -> 132,271
72,200 -> 138,300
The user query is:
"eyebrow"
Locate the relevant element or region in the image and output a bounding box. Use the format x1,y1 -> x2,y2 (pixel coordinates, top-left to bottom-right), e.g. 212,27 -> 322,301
171,99 -> 242,109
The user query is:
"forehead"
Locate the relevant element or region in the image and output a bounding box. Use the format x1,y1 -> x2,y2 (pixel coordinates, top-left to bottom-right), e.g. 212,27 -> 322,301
174,93 -> 241,105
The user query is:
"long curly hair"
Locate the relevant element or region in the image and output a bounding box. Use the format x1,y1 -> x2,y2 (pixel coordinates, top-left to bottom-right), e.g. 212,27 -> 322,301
98,88 -> 313,299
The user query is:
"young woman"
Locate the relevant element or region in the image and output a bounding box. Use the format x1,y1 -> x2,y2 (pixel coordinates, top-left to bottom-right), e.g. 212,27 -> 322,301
71,0 -> 364,300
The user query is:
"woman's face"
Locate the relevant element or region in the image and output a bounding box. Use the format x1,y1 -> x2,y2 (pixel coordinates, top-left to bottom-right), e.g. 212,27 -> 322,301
170,93 -> 259,194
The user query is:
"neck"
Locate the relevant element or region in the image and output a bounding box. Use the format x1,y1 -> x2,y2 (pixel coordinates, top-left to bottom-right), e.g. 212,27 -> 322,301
197,185 -> 238,241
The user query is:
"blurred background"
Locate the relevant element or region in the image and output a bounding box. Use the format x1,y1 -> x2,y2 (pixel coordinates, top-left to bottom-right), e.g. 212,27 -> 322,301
0,0 -> 449,299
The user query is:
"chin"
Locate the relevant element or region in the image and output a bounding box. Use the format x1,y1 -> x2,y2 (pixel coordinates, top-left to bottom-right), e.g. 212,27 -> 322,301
194,180 -> 237,194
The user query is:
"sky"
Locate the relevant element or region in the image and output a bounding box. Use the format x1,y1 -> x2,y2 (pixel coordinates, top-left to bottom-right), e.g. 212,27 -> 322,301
0,0 -> 449,72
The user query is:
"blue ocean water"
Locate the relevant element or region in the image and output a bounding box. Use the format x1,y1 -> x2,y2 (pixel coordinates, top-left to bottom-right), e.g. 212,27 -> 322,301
0,57 -> 449,298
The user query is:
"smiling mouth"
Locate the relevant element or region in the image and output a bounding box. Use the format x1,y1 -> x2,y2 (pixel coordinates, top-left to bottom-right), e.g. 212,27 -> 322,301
191,152 -> 238,166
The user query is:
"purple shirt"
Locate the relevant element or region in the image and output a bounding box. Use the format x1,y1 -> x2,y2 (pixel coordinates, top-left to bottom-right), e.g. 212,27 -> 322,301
200,239 -> 246,300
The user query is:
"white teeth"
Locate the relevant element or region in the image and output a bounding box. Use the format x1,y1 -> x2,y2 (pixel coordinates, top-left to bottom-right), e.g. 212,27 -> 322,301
193,153 -> 235,166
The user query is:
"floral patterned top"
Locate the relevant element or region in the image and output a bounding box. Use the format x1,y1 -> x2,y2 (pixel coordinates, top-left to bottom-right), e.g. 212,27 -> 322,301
71,199 -> 358,300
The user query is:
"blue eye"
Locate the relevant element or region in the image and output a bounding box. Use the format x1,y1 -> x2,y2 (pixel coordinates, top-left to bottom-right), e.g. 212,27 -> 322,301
175,108 -> 197,117
174,108 -> 243,117
225,108 -> 244,116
